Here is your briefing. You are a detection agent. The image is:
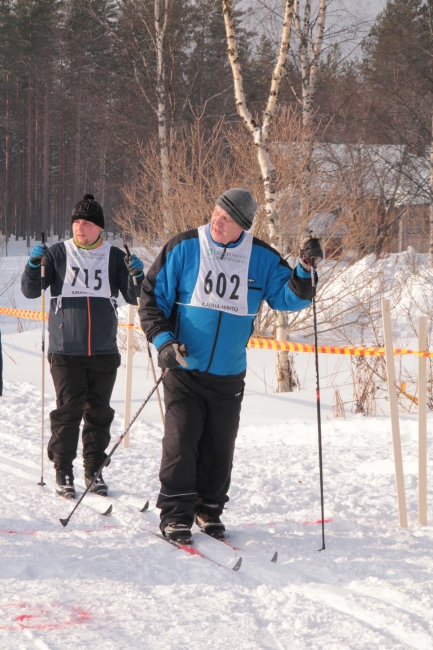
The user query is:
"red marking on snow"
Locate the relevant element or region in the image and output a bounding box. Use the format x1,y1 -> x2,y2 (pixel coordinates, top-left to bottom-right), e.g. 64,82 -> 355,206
245,517 -> 333,527
0,603 -> 92,631
84,526 -> 119,533
0,528 -> 36,536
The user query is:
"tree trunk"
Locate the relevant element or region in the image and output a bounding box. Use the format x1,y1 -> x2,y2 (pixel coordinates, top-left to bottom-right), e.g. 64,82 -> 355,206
428,114 -> 433,269
4,73 -> 11,255
27,70 -> 33,247
60,63 -> 66,238
42,70 -> 50,235
155,0 -> 171,230
223,0 -> 295,391
60,117 -> 66,238
35,77 -> 42,238
74,74 -> 82,203
293,0 -> 327,229
17,81 -> 24,240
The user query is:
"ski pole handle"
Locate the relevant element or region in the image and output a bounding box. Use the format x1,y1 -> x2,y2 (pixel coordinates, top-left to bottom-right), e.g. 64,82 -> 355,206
124,243 -> 138,289
41,232 -> 46,287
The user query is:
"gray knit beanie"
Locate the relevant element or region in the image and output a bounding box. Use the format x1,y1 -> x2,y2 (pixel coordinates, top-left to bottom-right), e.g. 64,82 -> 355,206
215,188 -> 258,230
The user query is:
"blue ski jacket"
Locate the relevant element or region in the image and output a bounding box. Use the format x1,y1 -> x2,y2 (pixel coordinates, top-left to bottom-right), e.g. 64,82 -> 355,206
139,226 -> 316,378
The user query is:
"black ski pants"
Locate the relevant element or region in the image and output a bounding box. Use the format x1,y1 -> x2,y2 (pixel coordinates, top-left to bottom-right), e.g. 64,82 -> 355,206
157,368 -> 244,531
48,353 -> 120,472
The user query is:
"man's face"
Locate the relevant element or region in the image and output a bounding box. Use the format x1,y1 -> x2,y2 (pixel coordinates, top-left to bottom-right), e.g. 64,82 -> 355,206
72,220 -> 102,246
210,205 -> 244,245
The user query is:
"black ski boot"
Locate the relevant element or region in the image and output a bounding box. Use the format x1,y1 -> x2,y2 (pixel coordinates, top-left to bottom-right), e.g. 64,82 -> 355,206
85,472 -> 108,497
163,522 -> 192,544
194,503 -> 225,539
56,468 -> 75,500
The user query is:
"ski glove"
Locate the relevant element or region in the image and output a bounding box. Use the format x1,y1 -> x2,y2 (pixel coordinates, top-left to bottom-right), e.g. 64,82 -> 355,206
158,342 -> 189,370
299,232 -> 323,272
29,242 -> 48,268
125,253 -> 144,277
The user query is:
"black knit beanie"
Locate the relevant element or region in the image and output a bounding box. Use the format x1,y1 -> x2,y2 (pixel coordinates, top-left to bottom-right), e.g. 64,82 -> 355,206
71,194 -> 105,228
215,188 -> 258,230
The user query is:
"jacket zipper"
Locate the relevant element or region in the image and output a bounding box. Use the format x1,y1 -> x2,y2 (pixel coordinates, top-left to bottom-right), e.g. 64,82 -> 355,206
87,296 -> 91,356
174,312 -> 181,339
204,311 -> 222,373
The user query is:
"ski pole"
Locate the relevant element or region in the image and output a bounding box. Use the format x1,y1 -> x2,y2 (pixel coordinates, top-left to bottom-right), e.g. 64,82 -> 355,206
59,372 -> 165,527
311,265 -> 325,551
124,244 -> 164,425
38,232 -> 46,487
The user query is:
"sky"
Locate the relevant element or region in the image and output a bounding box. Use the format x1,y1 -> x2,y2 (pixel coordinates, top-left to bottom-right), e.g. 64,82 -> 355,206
238,0 -> 389,57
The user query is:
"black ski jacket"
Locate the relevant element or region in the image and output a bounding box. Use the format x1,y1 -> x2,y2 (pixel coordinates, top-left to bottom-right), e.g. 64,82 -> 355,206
21,241 -> 142,356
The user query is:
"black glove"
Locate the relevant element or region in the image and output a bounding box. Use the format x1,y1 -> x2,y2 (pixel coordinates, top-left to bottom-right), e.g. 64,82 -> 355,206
299,231 -> 323,272
158,342 -> 189,370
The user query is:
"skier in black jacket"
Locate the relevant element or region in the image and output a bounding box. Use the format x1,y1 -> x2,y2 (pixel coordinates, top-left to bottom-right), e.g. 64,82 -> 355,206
21,194 -> 144,499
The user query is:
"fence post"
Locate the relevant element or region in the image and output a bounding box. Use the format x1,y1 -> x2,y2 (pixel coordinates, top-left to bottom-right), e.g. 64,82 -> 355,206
123,304 -> 135,449
381,298 -> 408,528
418,316 -> 428,525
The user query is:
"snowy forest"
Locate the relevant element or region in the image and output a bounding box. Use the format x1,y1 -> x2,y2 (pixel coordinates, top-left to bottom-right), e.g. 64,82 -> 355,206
1,0 -> 432,251
2,3 -> 433,648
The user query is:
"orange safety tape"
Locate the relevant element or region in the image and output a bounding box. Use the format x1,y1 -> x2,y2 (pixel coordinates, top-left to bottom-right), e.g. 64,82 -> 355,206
248,337 -> 433,358
0,307 -> 48,321
1,307 -> 432,357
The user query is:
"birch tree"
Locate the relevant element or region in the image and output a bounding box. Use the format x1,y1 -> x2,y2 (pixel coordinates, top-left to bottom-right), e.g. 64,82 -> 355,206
428,2 -> 433,267
290,0 -> 327,224
430,111 -> 433,267
90,0 -> 172,227
222,0 -> 296,392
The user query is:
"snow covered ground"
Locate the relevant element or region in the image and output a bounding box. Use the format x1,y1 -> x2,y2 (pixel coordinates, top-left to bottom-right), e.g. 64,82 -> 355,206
1,241 -> 433,648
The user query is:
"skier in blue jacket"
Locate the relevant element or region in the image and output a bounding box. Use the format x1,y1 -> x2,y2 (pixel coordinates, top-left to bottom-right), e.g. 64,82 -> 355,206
139,188 -> 323,542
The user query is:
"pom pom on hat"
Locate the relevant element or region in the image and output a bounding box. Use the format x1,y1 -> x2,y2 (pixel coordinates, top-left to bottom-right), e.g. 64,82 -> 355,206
71,193 -> 105,228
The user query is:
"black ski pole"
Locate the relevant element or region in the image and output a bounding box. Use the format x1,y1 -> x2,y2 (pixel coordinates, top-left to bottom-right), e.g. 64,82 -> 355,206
311,265 -> 326,551
38,232 -> 46,487
124,243 -> 164,424
59,373 -> 165,527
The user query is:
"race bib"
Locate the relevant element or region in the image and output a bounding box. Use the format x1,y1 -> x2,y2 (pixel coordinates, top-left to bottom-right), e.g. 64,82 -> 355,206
190,225 -> 253,316
61,239 -> 112,299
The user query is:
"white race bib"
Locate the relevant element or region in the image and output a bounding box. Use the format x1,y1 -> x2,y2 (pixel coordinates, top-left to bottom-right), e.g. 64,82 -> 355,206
61,239 -> 112,299
190,225 -> 254,316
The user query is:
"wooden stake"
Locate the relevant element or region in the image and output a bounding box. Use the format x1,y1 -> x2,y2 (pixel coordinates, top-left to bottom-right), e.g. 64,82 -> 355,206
122,304 -> 135,449
381,299 -> 408,528
418,316 -> 428,525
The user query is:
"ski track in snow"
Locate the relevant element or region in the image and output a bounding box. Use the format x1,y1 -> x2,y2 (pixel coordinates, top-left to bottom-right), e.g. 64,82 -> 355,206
1,374 -> 433,649
1,246 -> 433,647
